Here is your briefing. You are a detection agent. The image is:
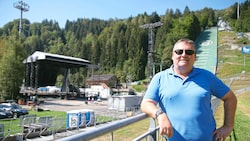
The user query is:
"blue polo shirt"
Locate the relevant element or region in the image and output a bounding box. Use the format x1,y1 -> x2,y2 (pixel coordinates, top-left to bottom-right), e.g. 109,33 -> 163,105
144,66 -> 230,141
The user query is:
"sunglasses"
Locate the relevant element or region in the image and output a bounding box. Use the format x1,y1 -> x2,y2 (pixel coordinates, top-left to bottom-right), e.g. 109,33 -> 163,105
174,49 -> 195,55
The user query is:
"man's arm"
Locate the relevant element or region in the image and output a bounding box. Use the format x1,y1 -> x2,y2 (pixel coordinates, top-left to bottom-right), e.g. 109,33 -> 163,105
141,99 -> 173,137
140,99 -> 158,118
214,90 -> 237,140
222,90 -> 237,129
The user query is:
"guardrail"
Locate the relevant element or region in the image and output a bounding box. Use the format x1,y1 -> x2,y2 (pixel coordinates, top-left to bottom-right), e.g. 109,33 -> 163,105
57,113 -> 148,141
56,96 -> 221,141
54,76 -> 248,141
0,96 -> 228,141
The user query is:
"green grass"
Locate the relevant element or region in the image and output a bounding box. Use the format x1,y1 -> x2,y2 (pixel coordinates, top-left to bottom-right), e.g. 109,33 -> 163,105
0,118 -> 20,137
234,110 -> 250,140
0,109 -> 117,138
214,31 -> 250,141
0,110 -> 66,137
29,110 -> 66,118
215,92 -> 250,141
89,118 -> 150,141
217,32 -> 250,78
132,84 -> 146,92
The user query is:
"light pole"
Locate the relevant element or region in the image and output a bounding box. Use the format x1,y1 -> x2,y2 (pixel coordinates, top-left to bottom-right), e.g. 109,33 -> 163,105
237,0 -> 240,20
13,0 -> 30,36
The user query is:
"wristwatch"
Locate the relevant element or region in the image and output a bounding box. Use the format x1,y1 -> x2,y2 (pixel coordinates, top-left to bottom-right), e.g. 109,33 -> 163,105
155,109 -> 164,119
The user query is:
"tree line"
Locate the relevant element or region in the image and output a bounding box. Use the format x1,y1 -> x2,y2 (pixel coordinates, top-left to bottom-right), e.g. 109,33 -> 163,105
0,1 -> 249,100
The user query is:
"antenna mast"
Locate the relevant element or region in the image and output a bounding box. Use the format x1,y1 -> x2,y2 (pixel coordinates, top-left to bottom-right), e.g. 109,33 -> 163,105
13,0 -> 30,35
140,21 -> 163,80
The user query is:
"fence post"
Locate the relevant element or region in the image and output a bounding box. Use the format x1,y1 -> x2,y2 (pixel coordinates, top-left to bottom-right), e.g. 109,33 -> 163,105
148,118 -> 157,141
0,124 -> 4,138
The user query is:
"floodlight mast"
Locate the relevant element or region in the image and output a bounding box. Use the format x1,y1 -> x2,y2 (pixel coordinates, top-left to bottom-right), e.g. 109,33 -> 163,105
140,21 -> 163,80
237,0 -> 240,20
13,0 -> 30,35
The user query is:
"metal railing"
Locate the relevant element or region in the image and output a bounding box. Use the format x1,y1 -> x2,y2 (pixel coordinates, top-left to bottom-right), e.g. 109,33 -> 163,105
55,96 -> 222,141
0,95 -> 238,141
132,118 -> 160,141
57,113 -> 148,141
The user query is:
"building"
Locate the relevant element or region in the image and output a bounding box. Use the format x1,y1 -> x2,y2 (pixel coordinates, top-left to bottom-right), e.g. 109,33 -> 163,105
85,74 -> 118,88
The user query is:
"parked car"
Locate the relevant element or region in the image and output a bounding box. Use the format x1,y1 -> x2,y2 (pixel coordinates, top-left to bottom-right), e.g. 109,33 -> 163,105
0,103 -> 29,118
0,108 -> 13,119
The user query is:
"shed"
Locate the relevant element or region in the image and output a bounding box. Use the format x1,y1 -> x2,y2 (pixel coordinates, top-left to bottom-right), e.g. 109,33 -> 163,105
108,95 -> 142,112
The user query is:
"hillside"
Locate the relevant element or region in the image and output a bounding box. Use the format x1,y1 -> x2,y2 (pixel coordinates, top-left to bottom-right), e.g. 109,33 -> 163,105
217,31 -> 250,90
215,31 -> 250,140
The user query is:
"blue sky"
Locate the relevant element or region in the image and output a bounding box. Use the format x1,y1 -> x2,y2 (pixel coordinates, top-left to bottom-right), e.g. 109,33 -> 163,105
0,0 -> 239,28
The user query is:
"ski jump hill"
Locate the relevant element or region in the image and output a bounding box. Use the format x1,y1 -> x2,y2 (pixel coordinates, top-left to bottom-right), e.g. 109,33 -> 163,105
194,27 -> 218,74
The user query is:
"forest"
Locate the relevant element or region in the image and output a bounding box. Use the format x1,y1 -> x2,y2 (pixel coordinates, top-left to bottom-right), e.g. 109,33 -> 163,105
0,1 -> 250,100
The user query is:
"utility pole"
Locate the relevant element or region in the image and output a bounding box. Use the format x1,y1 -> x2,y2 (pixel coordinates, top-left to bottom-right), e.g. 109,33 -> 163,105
140,21 -> 163,80
13,0 -> 30,36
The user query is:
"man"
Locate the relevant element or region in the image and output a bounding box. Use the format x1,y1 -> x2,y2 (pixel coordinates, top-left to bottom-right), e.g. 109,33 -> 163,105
141,38 -> 237,141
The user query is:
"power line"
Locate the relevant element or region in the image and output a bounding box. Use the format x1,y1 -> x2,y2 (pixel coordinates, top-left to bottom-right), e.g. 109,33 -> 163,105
13,0 -> 30,35
140,21 -> 163,80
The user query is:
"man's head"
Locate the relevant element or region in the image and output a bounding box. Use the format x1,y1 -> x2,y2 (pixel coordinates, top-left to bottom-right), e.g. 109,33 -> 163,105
172,38 -> 196,74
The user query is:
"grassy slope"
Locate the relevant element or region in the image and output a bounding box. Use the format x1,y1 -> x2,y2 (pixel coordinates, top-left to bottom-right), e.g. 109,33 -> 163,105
215,31 -> 250,141
215,91 -> 250,141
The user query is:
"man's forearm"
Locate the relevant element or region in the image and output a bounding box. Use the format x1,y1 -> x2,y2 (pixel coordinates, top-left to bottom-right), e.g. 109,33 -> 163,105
223,93 -> 237,128
141,99 -> 159,118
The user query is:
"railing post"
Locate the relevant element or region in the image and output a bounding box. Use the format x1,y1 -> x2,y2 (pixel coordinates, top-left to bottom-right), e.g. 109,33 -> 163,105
148,118 -> 157,141
110,132 -> 114,141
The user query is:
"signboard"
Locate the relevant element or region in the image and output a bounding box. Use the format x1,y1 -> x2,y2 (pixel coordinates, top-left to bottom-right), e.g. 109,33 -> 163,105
242,46 -> 250,67
242,46 -> 250,54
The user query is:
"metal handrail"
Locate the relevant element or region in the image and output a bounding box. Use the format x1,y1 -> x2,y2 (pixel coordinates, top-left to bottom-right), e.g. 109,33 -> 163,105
56,96 -> 221,141
132,125 -> 160,141
57,113 -> 148,141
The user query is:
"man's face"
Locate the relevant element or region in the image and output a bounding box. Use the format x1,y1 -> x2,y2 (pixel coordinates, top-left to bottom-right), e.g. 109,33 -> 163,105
172,42 -> 196,68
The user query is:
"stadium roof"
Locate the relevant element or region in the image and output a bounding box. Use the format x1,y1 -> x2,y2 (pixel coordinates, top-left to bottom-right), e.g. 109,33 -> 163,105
23,51 -> 90,68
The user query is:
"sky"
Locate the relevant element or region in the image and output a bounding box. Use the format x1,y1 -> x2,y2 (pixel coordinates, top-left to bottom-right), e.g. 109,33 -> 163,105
0,0 -> 239,28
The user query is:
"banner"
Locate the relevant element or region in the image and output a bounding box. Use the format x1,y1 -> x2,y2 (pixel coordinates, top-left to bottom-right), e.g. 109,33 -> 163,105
242,46 -> 250,54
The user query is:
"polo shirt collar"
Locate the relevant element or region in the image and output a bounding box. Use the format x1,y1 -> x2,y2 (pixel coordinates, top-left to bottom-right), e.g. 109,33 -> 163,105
168,65 -> 200,78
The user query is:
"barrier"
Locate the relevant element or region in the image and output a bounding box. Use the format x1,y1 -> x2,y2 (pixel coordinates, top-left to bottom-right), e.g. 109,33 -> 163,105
78,109 -> 95,127
66,111 -> 80,128
66,109 -> 95,129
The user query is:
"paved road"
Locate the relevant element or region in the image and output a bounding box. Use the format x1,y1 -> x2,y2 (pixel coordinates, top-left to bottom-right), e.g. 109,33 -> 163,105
22,98 -> 110,115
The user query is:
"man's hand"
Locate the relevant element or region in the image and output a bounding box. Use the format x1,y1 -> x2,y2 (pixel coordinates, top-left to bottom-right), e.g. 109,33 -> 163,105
213,125 -> 233,141
157,113 -> 174,138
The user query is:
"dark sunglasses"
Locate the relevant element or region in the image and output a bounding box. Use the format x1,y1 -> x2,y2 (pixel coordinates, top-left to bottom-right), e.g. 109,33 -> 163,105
174,49 -> 195,55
